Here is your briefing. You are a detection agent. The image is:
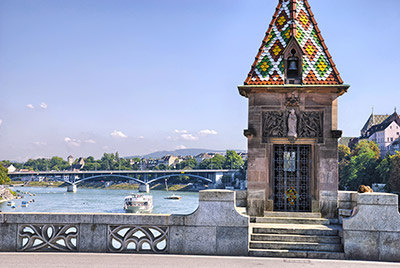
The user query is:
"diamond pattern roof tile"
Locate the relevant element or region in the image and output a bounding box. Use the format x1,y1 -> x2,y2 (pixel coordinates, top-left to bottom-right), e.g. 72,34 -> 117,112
245,0 -> 343,86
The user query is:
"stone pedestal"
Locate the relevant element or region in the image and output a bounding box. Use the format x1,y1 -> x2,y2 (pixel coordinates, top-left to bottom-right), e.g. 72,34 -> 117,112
343,193 -> 400,261
67,184 -> 77,193
138,184 -> 149,193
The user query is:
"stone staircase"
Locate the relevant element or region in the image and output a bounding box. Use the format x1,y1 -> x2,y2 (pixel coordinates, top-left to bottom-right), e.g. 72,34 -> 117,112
249,212 -> 345,259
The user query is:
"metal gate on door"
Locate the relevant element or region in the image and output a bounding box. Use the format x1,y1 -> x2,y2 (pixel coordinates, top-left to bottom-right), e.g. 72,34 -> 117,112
273,145 -> 312,212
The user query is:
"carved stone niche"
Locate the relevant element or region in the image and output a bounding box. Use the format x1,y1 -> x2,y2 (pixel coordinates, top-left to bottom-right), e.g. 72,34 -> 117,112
286,92 -> 300,107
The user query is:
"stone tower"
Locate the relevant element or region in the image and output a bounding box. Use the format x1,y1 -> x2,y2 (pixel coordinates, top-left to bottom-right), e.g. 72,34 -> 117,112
239,0 -> 349,218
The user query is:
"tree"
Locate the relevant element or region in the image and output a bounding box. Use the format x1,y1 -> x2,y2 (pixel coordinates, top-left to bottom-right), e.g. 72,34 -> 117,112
175,158 -> 197,170
49,156 -> 69,171
389,152 -> 400,192
0,165 -> 10,185
224,150 -> 244,169
338,145 -> 351,163
338,145 -> 351,190
199,154 -> 226,169
83,156 -> 101,171
340,141 -> 380,190
352,140 -> 380,160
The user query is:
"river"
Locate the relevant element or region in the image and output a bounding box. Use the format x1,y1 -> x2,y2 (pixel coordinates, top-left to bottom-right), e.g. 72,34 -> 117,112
0,186 -> 199,214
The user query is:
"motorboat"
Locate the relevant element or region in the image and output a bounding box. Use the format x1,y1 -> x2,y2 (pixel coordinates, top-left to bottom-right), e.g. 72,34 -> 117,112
21,201 -> 29,207
164,194 -> 181,200
124,193 -> 153,213
7,201 -> 15,206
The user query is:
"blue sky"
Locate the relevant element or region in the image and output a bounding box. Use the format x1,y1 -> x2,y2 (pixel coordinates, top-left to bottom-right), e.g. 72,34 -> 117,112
0,0 -> 399,161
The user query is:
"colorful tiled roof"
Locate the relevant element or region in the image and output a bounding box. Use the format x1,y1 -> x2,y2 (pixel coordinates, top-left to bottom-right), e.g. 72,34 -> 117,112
360,114 -> 390,136
245,0 -> 343,85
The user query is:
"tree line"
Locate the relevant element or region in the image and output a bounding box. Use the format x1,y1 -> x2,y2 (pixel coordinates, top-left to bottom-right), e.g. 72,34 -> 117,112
339,140 -> 400,192
0,150 -> 246,172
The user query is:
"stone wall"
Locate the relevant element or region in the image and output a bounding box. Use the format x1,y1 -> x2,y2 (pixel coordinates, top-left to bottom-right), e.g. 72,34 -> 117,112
0,190 -> 249,256
235,190 -> 247,207
342,192 -> 400,262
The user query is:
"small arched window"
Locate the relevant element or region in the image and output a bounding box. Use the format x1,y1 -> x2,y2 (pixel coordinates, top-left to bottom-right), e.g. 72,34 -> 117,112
284,46 -> 302,84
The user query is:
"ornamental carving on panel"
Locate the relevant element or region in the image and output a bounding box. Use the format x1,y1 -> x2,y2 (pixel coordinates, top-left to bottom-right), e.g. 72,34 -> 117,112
18,224 -> 78,252
262,110 -> 323,140
262,111 -> 286,138
298,111 -> 324,138
108,225 -> 169,253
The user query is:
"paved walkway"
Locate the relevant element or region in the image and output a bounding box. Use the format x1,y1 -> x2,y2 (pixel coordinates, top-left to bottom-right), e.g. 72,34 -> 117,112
1,253 -> 399,268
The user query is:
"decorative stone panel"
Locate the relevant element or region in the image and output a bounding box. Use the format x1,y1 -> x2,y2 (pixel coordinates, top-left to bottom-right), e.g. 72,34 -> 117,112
262,110 -> 323,141
18,224 -> 78,251
108,225 -> 169,253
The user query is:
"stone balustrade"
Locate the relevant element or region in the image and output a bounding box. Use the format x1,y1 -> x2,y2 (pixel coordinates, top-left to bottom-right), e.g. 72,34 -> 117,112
342,192 -> 400,262
0,190 -> 249,256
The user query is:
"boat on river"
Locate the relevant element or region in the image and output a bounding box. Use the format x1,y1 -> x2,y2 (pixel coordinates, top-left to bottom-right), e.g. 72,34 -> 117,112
7,201 -> 15,206
124,193 -> 153,213
21,201 -> 29,207
164,194 -> 181,200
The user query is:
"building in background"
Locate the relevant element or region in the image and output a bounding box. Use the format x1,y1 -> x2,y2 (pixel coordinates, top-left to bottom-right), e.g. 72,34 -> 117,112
359,110 -> 400,157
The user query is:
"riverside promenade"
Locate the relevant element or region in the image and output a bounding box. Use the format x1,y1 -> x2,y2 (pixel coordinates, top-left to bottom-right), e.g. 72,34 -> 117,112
1,253 -> 399,268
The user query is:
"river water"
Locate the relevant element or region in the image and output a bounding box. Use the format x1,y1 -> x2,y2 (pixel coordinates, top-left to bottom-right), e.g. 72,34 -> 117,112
0,187 -> 199,215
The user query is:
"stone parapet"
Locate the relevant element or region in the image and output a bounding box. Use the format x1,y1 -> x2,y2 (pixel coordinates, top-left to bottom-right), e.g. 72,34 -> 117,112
0,190 -> 249,256
343,193 -> 400,262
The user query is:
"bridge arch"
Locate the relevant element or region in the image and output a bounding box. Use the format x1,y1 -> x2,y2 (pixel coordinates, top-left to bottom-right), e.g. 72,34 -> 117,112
72,174 -> 146,185
146,174 -> 213,185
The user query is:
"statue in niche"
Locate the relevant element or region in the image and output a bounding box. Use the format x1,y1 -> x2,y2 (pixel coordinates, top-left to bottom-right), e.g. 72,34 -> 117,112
287,109 -> 297,138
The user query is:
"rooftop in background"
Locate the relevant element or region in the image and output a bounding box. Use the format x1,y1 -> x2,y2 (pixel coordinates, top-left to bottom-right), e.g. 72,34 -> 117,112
361,112 -> 400,139
360,114 -> 390,137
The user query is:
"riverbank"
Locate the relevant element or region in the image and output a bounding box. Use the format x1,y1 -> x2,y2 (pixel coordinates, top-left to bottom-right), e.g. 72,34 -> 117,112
8,181 -> 200,192
0,187 -> 17,203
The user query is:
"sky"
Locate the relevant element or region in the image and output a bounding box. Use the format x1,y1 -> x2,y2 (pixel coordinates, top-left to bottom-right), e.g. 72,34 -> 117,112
0,0 -> 399,162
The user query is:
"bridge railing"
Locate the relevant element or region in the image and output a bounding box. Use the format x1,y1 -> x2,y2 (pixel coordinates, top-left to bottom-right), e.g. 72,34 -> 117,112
0,190 -> 249,256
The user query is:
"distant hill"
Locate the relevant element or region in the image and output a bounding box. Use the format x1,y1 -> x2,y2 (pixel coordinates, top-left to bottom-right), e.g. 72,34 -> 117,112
125,148 -> 246,159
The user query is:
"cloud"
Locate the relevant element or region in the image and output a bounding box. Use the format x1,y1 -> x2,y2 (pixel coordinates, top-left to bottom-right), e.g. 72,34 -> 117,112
176,145 -> 187,150
138,136 -> 145,139
0,119 -> 2,126
199,129 -> 218,136
40,102 -> 48,109
181,134 -> 199,141
64,137 -> 81,147
84,139 -> 96,144
33,141 -> 47,146
174,130 -> 188,134
26,104 -> 35,109
111,130 -> 128,138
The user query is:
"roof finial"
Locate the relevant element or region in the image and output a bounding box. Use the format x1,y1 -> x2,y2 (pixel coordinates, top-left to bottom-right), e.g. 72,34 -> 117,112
395,107 -> 397,113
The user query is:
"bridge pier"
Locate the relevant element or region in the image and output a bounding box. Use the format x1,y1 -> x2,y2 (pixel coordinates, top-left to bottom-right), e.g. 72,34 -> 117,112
67,184 -> 77,193
138,184 -> 149,193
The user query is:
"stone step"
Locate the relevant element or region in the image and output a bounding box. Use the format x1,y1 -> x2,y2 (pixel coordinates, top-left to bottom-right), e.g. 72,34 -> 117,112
254,217 -> 330,225
249,241 -> 343,252
251,233 -> 341,244
249,249 -> 346,260
338,209 -> 352,217
252,224 -> 340,236
263,212 -> 322,218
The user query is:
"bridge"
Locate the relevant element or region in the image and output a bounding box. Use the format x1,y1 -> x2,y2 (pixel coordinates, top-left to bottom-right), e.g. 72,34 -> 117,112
8,169 -> 239,192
